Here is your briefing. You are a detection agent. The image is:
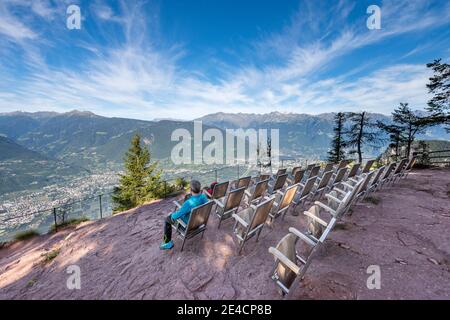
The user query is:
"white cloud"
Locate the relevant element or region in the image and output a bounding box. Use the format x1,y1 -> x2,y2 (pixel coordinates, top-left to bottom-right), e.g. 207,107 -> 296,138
0,0 -> 448,120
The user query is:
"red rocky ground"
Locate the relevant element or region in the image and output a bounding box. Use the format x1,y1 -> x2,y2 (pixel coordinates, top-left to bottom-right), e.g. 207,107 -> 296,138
0,169 -> 449,299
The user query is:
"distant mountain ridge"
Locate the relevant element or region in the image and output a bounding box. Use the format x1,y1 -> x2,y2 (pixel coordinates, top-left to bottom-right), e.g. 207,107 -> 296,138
0,109 -> 449,195
0,136 -> 81,194
1,110 -> 448,165
196,111 -> 449,157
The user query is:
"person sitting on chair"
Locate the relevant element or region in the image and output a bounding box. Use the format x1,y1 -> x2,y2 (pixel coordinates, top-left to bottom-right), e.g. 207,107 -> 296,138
160,180 -> 208,250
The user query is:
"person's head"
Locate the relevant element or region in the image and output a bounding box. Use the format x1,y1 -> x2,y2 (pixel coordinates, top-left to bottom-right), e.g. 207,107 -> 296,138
190,180 -> 201,195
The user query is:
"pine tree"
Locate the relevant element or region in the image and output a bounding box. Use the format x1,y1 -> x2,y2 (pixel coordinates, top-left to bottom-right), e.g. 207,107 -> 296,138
377,122 -> 403,161
327,112 -> 347,163
345,111 -> 380,163
112,134 -> 163,212
425,59 -> 450,131
390,103 -> 429,158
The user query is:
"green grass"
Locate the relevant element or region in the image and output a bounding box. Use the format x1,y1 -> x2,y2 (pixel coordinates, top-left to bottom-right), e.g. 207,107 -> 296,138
13,229 -> 39,241
42,249 -> 59,263
364,196 -> 381,205
51,217 -> 89,232
27,278 -> 37,288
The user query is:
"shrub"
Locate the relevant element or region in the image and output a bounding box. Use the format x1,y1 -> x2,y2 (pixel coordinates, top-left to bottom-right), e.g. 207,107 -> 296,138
42,249 -> 59,263
14,229 -> 39,241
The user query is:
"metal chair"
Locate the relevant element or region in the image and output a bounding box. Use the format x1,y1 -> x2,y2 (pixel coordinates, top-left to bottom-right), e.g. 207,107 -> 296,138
172,201 -> 214,251
215,187 -> 246,228
232,197 -> 275,254
268,183 -> 300,222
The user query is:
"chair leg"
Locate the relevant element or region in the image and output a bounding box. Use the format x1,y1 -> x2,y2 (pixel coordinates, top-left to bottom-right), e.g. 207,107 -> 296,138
238,240 -> 245,255
180,237 -> 187,252
201,231 -> 205,239
256,228 -> 263,242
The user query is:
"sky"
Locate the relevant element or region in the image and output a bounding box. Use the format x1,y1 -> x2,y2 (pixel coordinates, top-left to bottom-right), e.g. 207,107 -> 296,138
0,0 -> 449,120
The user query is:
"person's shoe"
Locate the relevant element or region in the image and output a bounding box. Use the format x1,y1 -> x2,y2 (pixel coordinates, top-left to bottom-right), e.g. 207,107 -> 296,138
160,240 -> 174,250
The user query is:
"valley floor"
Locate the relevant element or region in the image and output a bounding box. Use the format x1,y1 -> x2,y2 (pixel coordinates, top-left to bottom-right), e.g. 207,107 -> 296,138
0,169 -> 449,299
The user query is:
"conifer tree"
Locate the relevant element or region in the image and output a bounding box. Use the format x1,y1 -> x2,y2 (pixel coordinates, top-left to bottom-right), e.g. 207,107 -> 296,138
327,112 -> 347,163
425,59 -> 450,131
390,103 -> 429,158
112,134 -> 163,212
377,122 -> 403,161
345,111 -> 379,163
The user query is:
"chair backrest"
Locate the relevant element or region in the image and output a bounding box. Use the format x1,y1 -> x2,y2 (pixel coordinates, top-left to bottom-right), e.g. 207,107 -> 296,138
306,163 -> 315,172
253,179 -> 269,200
186,201 -> 214,232
317,170 -> 333,189
323,163 -> 334,173
278,184 -> 299,212
275,168 -> 287,176
224,187 -> 246,211
292,169 -> 305,184
405,156 -> 416,170
309,165 -> 321,178
362,159 -> 375,173
333,167 -> 348,185
272,173 -> 288,192
299,177 -> 317,198
393,158 -> 408,175
249,197 -> 275,231
358,171 -> 375,195
341,178 -> 365,213
212,181 -> 229,199
382,162 -> 396,180
336,160 -> 348,171
236,176 -> 251,189
370,166 -> 385,186
259,174 -> 270,181
347,163 -> 360,178
291,166 -> 302,176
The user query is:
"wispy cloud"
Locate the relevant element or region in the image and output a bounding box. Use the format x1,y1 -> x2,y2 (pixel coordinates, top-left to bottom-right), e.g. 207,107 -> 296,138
0,0 -> 448,120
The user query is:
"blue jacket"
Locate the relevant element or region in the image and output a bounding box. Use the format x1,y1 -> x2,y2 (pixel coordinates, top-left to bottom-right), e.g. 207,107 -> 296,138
171,193 -> 209,224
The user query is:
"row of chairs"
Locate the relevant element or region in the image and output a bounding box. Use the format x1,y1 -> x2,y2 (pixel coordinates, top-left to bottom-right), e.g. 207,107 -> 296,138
170,159 -> 374,252
267,157 -> 417,296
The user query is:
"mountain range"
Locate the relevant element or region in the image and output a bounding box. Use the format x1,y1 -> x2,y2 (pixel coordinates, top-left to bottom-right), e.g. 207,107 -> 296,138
0,110 -> 448,194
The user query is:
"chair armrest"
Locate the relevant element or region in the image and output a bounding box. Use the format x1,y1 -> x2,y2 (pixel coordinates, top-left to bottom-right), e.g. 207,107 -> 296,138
268,247 -> 300,275
232,213 -> 248,228
303,210 -> 328,227
173,200 -> 182,209
214,199 -> 224,208
333,188 -> 347,196
326,193 -> 342,203
288,227 -> 316,247
313,201 -> 336,215
204,190 -> 212,198
176,218 -> 187,228
341,182 -> 354,190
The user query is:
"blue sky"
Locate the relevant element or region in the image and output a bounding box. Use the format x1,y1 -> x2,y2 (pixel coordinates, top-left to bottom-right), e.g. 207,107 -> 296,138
0,0 -> 449,120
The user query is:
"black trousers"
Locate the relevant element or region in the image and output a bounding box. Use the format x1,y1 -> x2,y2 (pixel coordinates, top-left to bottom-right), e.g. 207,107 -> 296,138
163,214 -> 176,243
